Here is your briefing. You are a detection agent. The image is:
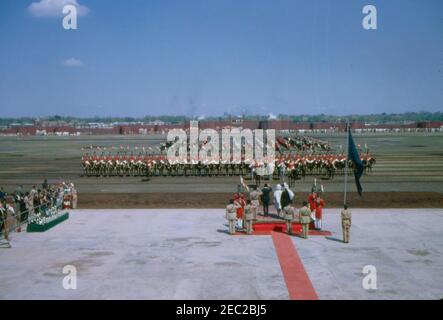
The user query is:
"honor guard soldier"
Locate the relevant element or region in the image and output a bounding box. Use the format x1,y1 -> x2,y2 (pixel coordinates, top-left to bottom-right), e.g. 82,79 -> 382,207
225,199 -> 239,235
299,201 -> 312,239
341,205 -> 352,243
308,191 -> 318,212
249,186 -> 261,218
233,191 -> 246,230
244,200 -> 254,235
314,196 -> 325,230
283,205 -> 296,235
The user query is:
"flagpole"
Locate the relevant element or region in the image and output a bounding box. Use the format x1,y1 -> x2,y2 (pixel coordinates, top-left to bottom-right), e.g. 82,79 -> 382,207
344,122 -> 350,206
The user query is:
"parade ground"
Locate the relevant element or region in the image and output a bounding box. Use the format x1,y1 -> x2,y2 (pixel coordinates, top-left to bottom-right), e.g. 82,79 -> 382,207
1,208 -> 442,300
0,132 -> 443,198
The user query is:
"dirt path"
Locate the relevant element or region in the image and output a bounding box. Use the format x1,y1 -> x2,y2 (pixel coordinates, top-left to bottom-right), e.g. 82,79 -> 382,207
78,192 -> 443,209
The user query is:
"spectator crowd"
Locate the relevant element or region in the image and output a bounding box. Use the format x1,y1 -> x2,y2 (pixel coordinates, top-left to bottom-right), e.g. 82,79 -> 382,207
0,180 -> 77,244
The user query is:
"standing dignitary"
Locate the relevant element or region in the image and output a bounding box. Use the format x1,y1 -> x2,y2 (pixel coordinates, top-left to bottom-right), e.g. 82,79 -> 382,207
280,183 -> 294,210
298,201 -> 312,239
261,184 -> 272,217
273,184 -> 283,217
341,205 -> 352,243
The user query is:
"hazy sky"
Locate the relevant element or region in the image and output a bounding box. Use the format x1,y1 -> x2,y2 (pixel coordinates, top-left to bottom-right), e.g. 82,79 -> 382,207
0,0 -> 442,117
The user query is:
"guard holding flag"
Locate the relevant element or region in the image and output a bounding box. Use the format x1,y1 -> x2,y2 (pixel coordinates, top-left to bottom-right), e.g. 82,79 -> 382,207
341,124 -> 363,243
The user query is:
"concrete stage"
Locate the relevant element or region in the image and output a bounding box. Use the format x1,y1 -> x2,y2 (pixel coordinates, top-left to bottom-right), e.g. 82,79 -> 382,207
0,209 -> 442,300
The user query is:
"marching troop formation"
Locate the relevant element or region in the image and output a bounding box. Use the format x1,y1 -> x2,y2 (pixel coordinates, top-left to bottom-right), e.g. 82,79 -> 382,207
80,135 -> 375,180
81,152 -> 376,180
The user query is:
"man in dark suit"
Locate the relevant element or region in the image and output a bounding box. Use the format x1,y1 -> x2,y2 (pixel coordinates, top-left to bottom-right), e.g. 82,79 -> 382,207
280,183 -> 294,212
261,184 -> 272,216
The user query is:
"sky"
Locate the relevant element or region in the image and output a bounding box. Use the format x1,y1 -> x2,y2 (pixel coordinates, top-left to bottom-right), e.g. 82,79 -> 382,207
0,0 -> 442,118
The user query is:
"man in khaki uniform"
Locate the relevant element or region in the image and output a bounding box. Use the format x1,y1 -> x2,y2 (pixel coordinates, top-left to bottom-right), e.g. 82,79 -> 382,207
244,200 -> 254,235
1,202 -> 15,247
0,202 -> 9,243
341,204 -> 352,243
298,201 -> 312,239
283,205 -> 296,235
249,187 -> 261,219
225,199 -> 240,235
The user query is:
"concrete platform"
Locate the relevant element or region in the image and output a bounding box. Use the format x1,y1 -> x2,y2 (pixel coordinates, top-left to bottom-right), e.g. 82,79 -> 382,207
0,208 -> 442,300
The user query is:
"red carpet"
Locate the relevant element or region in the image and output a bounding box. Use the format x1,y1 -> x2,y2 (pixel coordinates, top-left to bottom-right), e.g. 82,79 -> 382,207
245,221 -> 332,236
272,232 -> 319,300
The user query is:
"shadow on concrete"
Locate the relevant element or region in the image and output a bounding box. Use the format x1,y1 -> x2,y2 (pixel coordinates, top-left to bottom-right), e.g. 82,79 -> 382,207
325,236 -> 344,243
216,229 -> 231,235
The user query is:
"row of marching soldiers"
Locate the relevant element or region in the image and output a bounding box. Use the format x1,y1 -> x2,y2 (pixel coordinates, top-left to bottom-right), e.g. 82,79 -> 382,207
225,183 -> 352,243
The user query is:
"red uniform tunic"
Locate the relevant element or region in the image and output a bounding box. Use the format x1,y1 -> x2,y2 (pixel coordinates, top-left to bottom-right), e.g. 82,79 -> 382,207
308,194 -> 317,211
315,198 -> 325,220
234,193 -> 246,219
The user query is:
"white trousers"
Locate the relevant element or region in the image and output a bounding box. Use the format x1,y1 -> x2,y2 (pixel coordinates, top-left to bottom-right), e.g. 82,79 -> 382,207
314,219 -> 322,230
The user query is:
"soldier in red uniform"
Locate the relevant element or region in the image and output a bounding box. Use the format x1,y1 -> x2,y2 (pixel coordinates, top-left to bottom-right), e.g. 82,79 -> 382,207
233,191 -> 246,230
314,196 -> 325,230
308,191 -> 318,212
81,153 -> 89,162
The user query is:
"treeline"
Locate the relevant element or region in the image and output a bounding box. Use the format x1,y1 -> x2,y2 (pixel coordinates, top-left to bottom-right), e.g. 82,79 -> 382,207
276,112 -> 443,123
1,111 -> 442,126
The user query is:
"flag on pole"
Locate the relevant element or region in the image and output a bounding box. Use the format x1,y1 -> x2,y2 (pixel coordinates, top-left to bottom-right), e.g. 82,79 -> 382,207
347,129 -> 364,196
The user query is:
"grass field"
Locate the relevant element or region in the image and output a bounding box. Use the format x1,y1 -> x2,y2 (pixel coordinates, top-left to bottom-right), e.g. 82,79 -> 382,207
0,132 -> 442,207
